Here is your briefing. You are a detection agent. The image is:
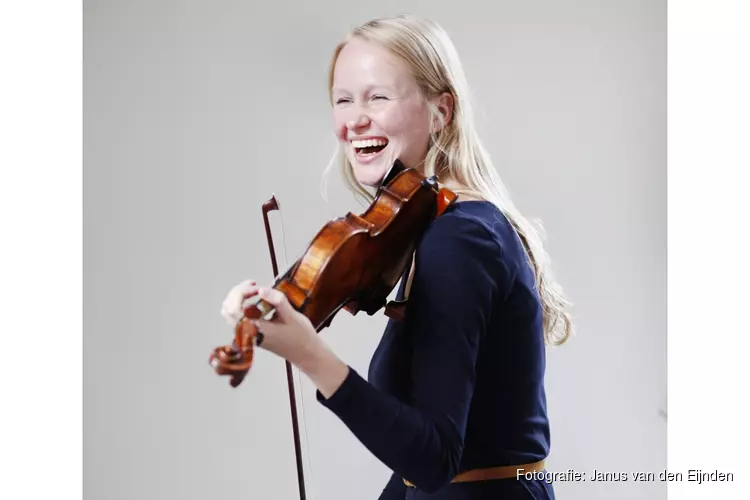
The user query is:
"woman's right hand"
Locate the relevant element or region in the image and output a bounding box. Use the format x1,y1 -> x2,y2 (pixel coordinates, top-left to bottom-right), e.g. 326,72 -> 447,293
219,278 -> 259,327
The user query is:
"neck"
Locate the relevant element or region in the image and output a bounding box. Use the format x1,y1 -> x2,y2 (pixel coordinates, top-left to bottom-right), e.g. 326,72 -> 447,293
438,177 -> 485,202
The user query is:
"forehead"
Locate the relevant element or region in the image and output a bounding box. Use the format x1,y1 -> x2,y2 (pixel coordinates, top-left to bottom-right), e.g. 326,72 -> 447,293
332,37 -> 415,93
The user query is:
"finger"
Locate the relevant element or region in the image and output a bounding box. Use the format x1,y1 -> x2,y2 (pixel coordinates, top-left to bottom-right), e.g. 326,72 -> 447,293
250,318 -> 276,348
233,279 -> 256,291
221,307 -> 243,327
235,280 -> 259,299
221,282 -> 259,325
228,284 -> 259,306
221,294 -> 247,324
257,287 -> 294,317
238,285 -> 261,307
230,280 -> 258,303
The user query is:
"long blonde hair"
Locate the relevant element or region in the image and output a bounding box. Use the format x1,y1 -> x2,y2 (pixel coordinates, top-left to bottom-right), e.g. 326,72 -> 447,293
323,14 -> 573,346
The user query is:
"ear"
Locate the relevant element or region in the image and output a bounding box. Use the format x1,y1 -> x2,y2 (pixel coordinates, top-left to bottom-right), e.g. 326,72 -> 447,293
431,91 -> 454,132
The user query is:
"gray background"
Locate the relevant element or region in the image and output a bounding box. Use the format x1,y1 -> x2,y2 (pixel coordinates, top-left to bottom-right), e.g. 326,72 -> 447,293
84,1 -> 666,499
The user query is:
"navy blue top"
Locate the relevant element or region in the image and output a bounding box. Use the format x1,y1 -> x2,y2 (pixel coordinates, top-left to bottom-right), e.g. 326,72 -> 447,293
316,201 -> 552,498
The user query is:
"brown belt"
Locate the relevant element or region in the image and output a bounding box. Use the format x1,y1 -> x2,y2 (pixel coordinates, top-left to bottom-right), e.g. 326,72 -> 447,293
403,460 -> 546,488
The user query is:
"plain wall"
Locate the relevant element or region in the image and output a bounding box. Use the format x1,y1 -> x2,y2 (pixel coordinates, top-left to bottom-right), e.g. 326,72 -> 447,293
84,0 -> 666,498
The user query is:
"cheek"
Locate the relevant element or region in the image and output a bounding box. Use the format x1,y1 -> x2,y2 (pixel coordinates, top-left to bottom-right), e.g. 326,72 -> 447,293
335,125 -> 348,142
380,106 -> 430,144
332,112 -> 349,142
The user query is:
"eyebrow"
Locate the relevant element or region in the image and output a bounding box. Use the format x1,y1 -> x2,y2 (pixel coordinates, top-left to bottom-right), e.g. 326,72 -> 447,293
331,84 -> 396,95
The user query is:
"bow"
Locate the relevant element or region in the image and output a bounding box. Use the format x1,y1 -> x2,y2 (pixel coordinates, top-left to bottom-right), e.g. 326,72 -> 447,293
262,195 -> 314,500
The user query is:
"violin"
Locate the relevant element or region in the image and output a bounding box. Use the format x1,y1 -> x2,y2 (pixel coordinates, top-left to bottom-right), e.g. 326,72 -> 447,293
208,159 -> 457,499
209,159 -> 457,385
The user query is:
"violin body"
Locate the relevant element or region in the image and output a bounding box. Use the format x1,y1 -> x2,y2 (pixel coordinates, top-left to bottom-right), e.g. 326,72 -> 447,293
210,161 -> 457,387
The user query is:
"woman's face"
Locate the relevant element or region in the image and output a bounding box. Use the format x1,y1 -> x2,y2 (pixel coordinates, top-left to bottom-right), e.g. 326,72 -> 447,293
331,37 -> 433,188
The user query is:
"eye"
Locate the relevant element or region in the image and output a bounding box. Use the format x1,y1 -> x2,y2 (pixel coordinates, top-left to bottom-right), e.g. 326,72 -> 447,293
371,95 -> 388,101
335,97 -> 352,105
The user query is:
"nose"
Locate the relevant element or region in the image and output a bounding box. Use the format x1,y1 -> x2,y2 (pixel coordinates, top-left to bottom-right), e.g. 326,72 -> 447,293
346,110 -> 371,131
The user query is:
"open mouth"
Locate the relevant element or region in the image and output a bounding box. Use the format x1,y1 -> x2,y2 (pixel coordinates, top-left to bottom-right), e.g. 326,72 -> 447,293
352,138 -> 389,159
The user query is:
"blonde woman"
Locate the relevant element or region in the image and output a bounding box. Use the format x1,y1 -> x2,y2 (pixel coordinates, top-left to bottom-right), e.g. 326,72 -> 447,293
221,15 -> 572,499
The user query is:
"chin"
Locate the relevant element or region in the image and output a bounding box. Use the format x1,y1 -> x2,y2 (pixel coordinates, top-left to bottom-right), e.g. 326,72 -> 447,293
345,142 -> 408,188
347,152 -> 391,188
352,164 -> 389,188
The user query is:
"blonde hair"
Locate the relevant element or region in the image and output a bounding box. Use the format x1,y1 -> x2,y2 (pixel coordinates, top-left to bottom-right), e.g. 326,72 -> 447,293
323,14 -> 573,345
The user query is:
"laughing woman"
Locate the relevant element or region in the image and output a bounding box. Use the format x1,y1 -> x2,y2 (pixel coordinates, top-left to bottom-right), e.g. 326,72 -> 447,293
221,15 -> 572,500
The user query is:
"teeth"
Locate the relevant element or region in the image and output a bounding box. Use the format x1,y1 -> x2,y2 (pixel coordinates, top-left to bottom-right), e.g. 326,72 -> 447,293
352,138 -> 388,148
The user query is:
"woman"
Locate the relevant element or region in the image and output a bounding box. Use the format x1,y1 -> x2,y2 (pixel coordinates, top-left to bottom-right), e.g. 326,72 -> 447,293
220,15 -> 572,499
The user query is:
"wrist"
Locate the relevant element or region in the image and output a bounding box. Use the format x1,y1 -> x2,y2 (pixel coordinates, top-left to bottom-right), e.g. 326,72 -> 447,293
298,340 -> 349,399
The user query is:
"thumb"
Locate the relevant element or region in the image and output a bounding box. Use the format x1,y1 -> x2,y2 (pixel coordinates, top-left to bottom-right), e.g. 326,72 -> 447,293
257,287 -> 295,319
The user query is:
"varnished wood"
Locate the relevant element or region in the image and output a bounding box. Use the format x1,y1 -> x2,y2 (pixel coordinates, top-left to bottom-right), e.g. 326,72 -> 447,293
209,160 -> 457,384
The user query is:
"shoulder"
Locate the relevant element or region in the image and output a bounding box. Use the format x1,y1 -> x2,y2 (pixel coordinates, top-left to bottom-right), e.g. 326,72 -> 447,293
417,201 -> 519,261
414,201 -> 522,296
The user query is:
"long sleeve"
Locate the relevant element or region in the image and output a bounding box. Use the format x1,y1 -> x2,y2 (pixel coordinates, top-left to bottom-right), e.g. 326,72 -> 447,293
377,472 -> 407,500
316,214 -> 514,493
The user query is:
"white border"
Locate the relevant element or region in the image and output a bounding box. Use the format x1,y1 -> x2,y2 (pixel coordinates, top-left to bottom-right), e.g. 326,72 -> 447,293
1,1 -> 749,498
668,0 -> 750,498
0,2 -> 82,499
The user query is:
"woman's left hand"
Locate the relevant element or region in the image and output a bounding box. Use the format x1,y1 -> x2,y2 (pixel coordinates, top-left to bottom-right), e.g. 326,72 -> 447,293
221,280 -> 322,369
253,287 -> 323,368
220,280 -> 349,396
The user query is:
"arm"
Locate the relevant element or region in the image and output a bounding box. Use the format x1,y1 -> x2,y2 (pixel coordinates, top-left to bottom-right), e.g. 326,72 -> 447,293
305,216 -> 512,493
377,472 -> 408,500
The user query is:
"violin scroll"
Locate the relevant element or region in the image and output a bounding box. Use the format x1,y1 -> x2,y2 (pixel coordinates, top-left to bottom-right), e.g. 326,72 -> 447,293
209,320 -> 255,388
209,297 -> 276,387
